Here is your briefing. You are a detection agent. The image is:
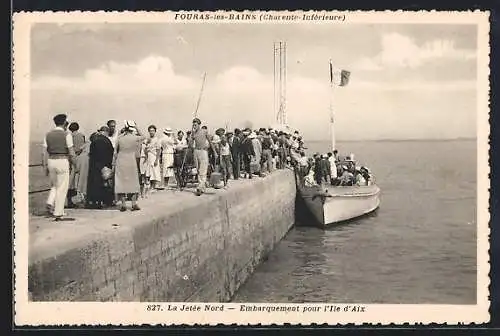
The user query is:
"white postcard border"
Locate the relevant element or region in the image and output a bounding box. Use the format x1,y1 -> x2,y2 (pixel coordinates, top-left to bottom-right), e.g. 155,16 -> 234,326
13,10 -> 491,326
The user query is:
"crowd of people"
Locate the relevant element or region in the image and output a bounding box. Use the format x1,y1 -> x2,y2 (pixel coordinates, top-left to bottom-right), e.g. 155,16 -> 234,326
296,150 -> 373,188
41,114 -> 308,221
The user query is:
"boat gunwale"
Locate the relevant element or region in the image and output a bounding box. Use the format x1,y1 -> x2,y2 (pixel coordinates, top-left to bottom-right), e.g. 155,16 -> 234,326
299,184 -> 381,198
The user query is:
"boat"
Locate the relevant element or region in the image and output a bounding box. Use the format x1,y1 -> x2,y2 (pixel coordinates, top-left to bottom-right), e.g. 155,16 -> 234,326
295,176 -> 381,227
293,60 -> 381,228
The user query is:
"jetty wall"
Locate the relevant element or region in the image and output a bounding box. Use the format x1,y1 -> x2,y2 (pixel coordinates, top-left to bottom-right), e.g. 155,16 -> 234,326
28,170 -> 296,301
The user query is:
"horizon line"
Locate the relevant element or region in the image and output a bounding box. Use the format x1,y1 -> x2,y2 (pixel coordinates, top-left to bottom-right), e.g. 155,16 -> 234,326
306,137 -> 477,142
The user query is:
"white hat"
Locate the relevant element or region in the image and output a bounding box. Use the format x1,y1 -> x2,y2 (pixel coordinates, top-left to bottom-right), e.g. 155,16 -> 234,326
248,132 -> 256,139
124,120 -> 136,129
163,127 -> 173,134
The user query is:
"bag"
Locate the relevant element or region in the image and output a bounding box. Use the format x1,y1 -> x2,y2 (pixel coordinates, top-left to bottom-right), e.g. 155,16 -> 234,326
71,191 -> 85,205
250,160 -> 260,174
210,171 -> 223,187
101,166 -> 113,180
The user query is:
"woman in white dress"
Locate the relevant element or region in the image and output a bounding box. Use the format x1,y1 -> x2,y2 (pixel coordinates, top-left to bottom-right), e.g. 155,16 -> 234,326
140,125 -> 161,195
160,127 -> 175,188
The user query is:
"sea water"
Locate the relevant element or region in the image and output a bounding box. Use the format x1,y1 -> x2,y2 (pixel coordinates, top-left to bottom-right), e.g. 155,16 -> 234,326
232,140 -> 477,304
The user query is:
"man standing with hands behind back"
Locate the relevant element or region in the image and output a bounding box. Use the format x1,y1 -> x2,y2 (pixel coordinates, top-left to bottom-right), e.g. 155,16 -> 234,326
42,113 -> 76,221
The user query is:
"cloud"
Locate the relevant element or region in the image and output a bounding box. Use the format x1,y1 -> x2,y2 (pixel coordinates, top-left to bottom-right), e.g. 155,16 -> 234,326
30,55 -> 476,141
353,33 -> 476,71
32,55 -> 197,94
31,54 -> 476,98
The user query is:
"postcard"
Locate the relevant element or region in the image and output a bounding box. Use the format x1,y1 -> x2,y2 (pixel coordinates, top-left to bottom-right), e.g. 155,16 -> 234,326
13,10 -> 490,326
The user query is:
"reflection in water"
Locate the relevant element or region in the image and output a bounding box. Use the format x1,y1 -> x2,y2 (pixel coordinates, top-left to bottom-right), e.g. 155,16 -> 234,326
232,141 -> 477,304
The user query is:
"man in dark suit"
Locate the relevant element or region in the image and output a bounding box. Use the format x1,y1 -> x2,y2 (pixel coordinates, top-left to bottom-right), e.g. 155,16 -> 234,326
228,129 -> 241,180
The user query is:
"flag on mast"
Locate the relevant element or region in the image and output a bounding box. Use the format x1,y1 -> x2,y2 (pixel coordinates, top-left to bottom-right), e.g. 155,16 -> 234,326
329,60 -> 350,87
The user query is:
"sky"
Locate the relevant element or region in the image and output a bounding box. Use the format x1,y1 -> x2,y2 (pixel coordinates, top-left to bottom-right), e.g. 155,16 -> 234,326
29,22 -> 478,141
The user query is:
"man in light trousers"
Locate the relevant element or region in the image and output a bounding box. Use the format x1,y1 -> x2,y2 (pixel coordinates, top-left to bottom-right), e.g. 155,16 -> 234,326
43,113 -> 77,221
190,118 -> 217,196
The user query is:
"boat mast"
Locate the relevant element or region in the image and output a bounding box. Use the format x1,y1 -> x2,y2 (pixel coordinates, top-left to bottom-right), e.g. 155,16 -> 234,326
193,72 -> 207,119
274,41 -> 287,126
329,59 -> 336,152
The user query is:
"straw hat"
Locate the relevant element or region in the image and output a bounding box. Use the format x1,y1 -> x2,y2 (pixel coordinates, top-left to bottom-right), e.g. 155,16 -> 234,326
163,127 -> 173,135
248,132 -> 256,139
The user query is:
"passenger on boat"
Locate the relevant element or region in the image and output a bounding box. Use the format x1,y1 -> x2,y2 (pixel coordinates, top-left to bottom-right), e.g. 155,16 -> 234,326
304,168 -> 318,187
360,166 -> 372,185
320,154 -> 331,184
327,152 -> 338,185
333,149 -> 338,161
338,165 -> 355,186
355,167 -> 367,186
344,157 -> 356,172
313,155 -> 322,185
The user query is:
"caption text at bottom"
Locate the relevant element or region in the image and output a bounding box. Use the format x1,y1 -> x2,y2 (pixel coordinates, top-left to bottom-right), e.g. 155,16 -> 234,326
146,304 -> 367,313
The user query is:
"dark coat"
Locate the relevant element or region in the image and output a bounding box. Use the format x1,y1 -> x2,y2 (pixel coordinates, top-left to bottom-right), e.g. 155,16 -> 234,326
229,135 -> 241,157
87,133 -> 114,204
240,137 -> 255,156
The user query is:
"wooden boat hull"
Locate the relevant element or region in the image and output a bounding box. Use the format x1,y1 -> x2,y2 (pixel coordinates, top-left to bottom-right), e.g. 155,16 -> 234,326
297,181 -> 381,228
